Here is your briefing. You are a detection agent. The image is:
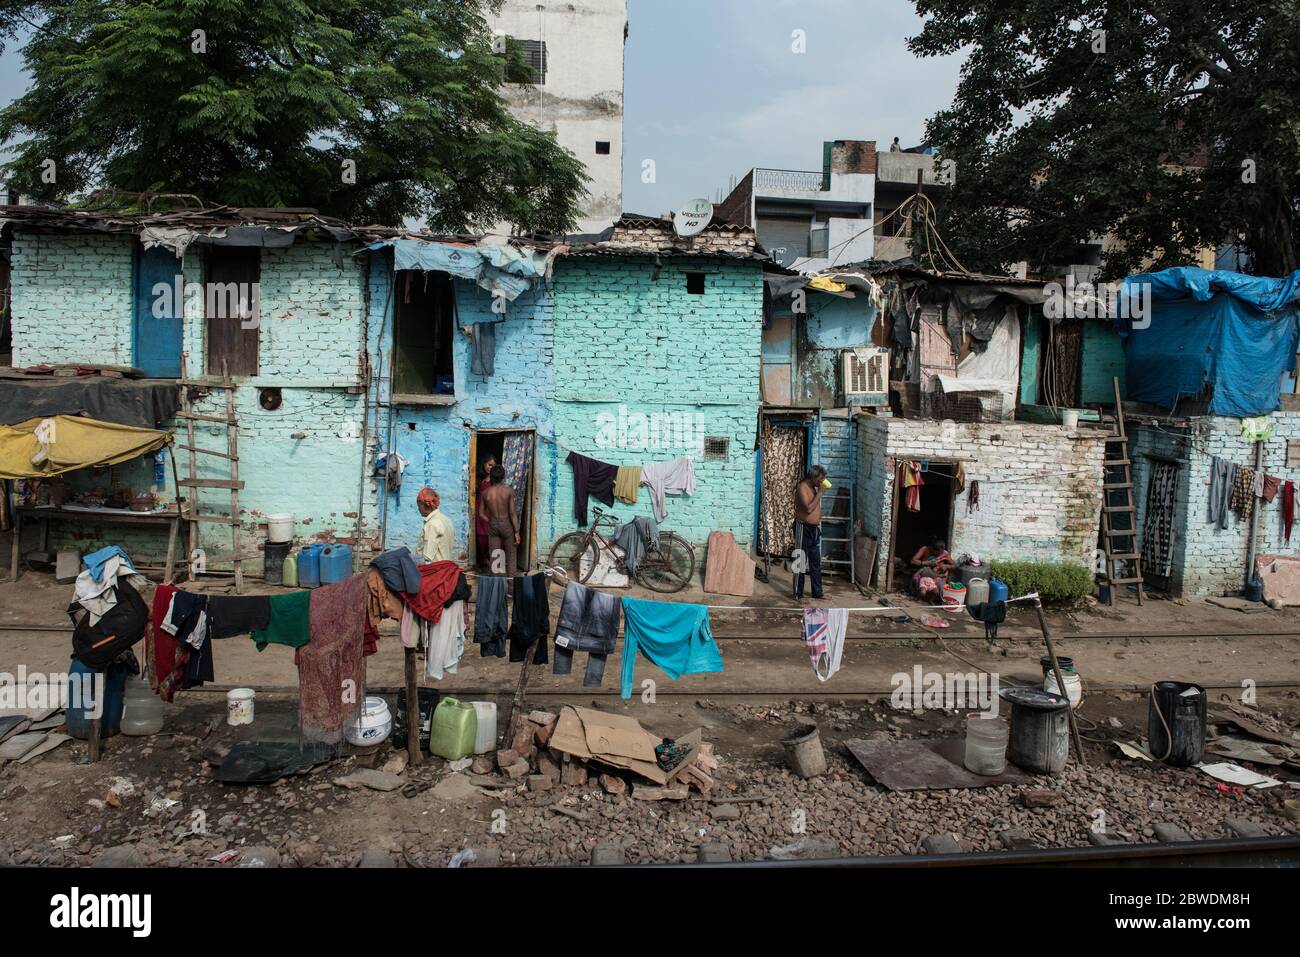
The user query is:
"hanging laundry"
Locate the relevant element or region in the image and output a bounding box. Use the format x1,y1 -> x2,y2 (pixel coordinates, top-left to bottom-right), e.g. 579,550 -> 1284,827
507,572 -> 550,664
553,580 -> 622,688
951,461 -> 966,494
206,595 -> 271,639
1207,456 -> 1234,528
640,455 -> 696,523
365,567 -> 406,634
470,321 -> 497,376
1231,465 -> 1255,518
566,451 -> 618,526
370,546 -> 421,594
379,451 -> 410,491
73,551 -> 149,625
801,607 -> 847,683
399,604 -> 421,650
297,574 -> 368,744
251,591 -> 311,652
613,515 -> 659,576
397,560 -> 464,620
424,600 -> 467,680
149,584 -> 184,702
614,465 -> 642,505
903,460 -> 924,512
1285,481 -> 1296,544
1141,461 -> 1178,579
475,574 -> 509,658
164,590 -> 210,651
967,479 -> 980,513
1262,475 -> 1282,504
619,598 -> 723,700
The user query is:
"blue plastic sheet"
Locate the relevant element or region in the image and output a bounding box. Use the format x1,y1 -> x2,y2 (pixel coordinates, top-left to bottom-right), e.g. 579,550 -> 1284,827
367,239 -> 551,301
1119,267 -> 1300,416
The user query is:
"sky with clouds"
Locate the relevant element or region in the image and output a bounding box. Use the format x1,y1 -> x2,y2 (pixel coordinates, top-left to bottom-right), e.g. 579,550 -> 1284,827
0,0 -> 965,218
622,0 -> 965,215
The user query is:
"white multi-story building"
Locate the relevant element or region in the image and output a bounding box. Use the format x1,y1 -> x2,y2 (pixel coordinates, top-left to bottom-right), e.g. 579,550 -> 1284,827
716,140 -> 877,273
490,0 -> 627,235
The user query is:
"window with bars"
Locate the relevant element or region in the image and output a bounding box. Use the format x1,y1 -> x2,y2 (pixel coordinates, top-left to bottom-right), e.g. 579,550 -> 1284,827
518,39 -> 547,84
703,436 -> 730,462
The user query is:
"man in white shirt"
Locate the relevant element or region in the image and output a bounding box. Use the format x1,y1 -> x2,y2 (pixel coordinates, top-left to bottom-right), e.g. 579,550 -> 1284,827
416,487 -> 454,562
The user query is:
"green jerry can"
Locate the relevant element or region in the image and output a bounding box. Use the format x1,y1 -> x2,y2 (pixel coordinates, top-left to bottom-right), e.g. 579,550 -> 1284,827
429,697 -> 478,761
282,553 -> 298,587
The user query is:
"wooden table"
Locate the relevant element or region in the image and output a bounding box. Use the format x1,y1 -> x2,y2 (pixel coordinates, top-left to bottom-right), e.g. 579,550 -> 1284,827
9,505 -> 182,583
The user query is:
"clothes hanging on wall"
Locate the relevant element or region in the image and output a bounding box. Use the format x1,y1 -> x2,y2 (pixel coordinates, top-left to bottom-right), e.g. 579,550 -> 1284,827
801,607 -> 847,683
760,425 -> 804,557
903,460 -> 924,512
566,451 -> 618,526
1207,456 -> 1234,528
613,515 -> 659,576
1285,481 -> 1296,544
967,479 -> 980,513
500,432 -> 532,526
1262,475 -> 1282,503
553,581 -> 622,688
619,597 -> 723,700
640,455 -> 696,523
470,321 -> 497,376
614,465 -> 642,505
1230,465 -> 1255,519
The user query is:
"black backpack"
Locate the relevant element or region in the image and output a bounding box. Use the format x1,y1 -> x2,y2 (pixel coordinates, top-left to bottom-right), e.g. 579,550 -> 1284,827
71,579 -> 149,670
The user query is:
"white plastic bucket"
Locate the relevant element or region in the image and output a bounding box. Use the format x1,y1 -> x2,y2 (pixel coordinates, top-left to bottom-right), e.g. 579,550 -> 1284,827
1044,671 -> 1084,709
227,688 -> 255,726
471,701 -> 498,754
344,696 -> 392,747
266,513 -> 294,543
1061,409 -> 1080,431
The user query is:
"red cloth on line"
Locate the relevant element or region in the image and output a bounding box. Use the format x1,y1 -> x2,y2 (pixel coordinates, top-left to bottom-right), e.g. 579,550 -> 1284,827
297,574 -> 368,744
149,584 -> 185,703
1285,481 -> 1296,544
399,560 -> 463,621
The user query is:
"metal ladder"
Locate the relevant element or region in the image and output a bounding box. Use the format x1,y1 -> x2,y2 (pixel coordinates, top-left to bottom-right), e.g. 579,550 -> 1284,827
819,476 -> 856,582
1099,376 -> 1144,605
175,354 -> 249,593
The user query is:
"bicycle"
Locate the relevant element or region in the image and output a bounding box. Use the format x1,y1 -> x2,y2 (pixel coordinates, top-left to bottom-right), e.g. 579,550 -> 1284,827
547,507 -> 696,593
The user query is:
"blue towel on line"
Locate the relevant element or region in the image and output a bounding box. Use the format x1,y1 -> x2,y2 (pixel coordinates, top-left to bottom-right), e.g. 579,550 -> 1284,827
620,597 -> 723,700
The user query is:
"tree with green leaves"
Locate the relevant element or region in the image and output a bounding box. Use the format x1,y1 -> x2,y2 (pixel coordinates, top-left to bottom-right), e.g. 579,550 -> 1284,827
910,2 -> 1300,278
0,0 -> 589,234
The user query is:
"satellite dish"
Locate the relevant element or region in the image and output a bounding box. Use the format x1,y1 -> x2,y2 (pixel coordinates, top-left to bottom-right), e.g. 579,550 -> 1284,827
673,199 -> 713,237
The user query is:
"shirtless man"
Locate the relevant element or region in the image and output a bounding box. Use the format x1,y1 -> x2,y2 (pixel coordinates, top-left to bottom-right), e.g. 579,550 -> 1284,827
478,464 -> 520,576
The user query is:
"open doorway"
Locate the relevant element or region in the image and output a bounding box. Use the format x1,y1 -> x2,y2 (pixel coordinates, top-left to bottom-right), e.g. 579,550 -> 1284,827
469,429 -> 535,574
888,459 -> 956,591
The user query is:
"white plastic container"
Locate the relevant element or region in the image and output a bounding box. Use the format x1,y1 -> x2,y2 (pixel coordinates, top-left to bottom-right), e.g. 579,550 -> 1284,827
344,696 -> 392,747
120,675 -> 165,736
965,577 -> 990,607
227,687 -> 255,726
1044,671 -> 1084,709
963,714 -> 1009,775
471,701 -> 498,754
1061,409 -> 1080,431
266,513 -> 294,543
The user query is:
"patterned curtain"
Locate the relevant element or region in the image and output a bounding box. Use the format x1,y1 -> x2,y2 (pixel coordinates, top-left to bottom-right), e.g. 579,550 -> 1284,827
500,432 -> 531,524
1141,461 -> 1178,579
760,425 -> 806,557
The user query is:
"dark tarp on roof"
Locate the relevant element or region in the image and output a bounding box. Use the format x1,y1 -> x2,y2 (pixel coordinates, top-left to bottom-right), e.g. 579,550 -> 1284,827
0,377 -> 180,428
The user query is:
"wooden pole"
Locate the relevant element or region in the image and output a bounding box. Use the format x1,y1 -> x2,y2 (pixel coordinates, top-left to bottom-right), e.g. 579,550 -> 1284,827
88,717 -> 101,763
501,654 -> 533,751
403,647 -> 422,766
1033,599 -> 1088,767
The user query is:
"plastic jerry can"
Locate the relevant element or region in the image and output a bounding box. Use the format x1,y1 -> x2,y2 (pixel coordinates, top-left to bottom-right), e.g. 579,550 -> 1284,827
319,544 -> 353,585
428,697 -> 478,761
298,543 -> 324,588
282,553 -> 298,587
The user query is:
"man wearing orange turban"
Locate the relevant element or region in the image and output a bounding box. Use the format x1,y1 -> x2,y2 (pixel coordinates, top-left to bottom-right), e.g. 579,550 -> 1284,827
417,487 -> 454,562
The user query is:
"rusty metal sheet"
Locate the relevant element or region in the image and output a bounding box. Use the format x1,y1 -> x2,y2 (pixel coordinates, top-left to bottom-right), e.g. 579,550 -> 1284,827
845,736 -> 1031,791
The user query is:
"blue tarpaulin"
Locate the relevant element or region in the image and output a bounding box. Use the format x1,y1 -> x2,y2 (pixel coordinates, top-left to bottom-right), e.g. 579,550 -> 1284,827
367,238 -> 555,302
1119,267 -> 1300,417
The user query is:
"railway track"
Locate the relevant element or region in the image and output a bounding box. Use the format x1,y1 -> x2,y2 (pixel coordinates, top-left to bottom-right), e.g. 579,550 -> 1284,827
677,835 -> 1300,868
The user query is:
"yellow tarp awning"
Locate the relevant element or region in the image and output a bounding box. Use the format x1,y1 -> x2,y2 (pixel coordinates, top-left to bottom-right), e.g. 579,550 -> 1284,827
0,415 -> 170,479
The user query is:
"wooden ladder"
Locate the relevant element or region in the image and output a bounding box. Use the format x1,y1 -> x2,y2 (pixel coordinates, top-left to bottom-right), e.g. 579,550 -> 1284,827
176,354 -> 248,593
1099,376 -> 1144,606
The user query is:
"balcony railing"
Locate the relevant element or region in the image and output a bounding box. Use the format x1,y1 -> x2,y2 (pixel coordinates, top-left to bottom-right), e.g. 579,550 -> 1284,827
754,168 -> 826,193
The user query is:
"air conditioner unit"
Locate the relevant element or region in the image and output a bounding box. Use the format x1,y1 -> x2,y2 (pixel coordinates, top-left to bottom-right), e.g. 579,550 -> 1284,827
843,347 -> 889,405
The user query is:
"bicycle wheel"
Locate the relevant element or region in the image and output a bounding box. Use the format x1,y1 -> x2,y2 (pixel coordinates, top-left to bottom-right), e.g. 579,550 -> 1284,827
635,532 -> 696,593
547,531 -> 598,584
